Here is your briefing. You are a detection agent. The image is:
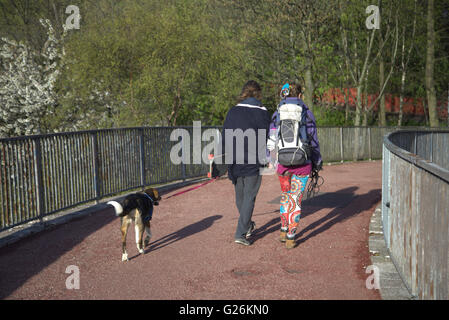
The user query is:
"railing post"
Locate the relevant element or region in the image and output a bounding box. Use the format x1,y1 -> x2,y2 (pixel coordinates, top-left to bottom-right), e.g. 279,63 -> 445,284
430,132 -> 433,163
140,128 -> 146,189
91,132 -> 101,204
368,127 -> 372,161
414,131 -> 417,155
340,127 -> 344,163
33,137 -> 45,223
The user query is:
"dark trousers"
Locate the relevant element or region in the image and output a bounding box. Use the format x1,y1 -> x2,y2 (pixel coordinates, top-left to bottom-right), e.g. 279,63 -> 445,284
234,175 -> 262,239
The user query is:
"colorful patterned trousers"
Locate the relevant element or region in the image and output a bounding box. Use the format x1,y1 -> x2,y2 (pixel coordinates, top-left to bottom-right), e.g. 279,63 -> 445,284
278,174 -> 309,239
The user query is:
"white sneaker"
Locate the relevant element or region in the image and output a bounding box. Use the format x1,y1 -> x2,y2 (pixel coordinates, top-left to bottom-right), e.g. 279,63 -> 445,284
245,221 -> 256,239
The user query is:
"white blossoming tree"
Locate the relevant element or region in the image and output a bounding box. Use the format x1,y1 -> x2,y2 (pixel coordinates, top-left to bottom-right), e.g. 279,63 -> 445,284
0,19 -> 65,138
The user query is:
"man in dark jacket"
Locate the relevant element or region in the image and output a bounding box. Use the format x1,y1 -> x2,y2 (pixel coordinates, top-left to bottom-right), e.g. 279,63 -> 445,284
222,80 -> 271,246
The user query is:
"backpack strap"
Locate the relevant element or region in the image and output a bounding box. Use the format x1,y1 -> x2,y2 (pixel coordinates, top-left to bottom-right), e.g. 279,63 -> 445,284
275,103 -> 283,147
275,103 -> 281,127
299,109 -> 309,143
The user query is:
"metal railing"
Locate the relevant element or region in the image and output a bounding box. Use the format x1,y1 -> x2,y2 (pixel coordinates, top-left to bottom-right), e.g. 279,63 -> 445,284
0,126 -> 216,231
382,130 -> 449,299
0,125 -> 431,232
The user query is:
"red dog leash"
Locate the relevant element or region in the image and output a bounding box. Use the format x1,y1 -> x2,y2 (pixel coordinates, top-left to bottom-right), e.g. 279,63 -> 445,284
164,178 -> 218,199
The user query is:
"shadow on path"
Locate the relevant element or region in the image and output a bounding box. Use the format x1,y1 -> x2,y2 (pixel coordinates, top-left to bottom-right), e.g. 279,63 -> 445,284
0,208 -> 115,299
146,215 -> 222,253
252,187 -> 381,244
296,188 -> 381,245
0,181 -> 218,298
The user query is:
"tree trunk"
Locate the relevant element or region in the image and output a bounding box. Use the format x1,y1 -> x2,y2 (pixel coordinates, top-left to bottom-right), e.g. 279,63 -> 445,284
342,71 -> 350,124
423,99 -> 429,126
290,29 -> 298,82
353,86 -> 363,161
345,87 -> 350,124
303,31 -> 314,110
398,26 -> 406,127
398,1 -> 417,127
169,90 -> 182,126
354,86 -> 363,126
363,69 -> 369,127
398,71 -> 406,127
304,58 -> 314,110
426,0 -> 438,127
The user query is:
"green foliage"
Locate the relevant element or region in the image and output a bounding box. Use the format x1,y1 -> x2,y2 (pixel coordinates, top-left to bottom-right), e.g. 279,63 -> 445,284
51,0 -> 247,129
0,0 -> 448,133
313,104 -> 351,126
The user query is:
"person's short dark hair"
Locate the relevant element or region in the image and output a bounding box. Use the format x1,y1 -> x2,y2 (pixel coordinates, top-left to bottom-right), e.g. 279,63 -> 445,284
238,80 -> 262,102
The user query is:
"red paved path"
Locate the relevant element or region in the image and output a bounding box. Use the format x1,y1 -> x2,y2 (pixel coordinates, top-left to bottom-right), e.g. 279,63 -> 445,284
0,161 -> 382,300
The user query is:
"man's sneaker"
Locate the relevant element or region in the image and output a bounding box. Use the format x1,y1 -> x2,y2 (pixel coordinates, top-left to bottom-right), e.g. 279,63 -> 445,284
235,237 -> 252,246
245,221 -> 256,239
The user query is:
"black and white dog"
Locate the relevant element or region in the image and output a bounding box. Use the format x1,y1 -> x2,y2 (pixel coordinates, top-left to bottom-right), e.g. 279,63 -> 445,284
107,188 -> 161,262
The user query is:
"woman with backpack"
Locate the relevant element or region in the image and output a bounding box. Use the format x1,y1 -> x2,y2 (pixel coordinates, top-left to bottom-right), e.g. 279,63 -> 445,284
267,82 -> 322,249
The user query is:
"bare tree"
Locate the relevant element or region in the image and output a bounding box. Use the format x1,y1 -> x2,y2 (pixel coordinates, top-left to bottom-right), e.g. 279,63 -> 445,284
426,0 -> 439,127
397,0 -> 417,127
339,0 -> 399,159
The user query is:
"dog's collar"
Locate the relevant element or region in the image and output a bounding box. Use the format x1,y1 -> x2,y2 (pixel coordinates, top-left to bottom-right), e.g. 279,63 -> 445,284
143,193 -> 154,203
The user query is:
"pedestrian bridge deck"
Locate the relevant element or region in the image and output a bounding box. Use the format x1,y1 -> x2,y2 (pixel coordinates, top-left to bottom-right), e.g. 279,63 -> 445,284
0,161 -> 382,300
